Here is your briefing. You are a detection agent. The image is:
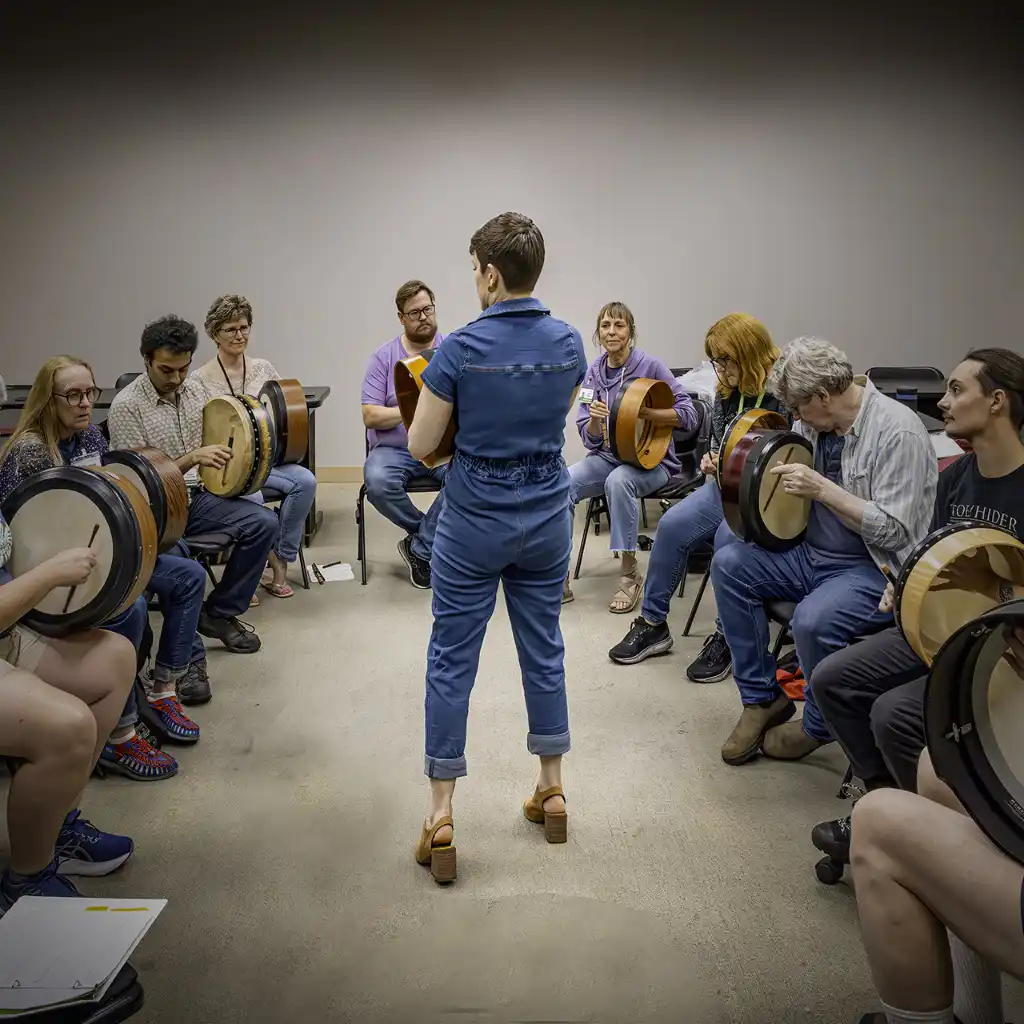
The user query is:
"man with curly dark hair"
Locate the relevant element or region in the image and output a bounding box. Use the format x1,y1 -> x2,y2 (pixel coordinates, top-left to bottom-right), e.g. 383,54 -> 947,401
107,315 -> 277,656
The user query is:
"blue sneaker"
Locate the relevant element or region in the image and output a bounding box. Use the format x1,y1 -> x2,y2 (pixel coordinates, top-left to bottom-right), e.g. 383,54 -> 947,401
0,861 -> 80,917
55,811 -> 135,877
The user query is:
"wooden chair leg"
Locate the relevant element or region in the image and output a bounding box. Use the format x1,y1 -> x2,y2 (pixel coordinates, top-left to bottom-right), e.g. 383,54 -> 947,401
682,567 -> 711,637
641,498 -> 648,529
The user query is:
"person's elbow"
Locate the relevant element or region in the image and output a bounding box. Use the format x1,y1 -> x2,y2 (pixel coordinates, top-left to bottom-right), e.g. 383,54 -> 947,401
360,404 -> 376,429
407,428 -> 430,463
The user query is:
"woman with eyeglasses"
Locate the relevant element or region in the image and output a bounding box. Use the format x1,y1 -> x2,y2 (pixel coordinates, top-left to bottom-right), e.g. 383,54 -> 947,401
608,314 -> 787,682
0,355 -> 210,782
565,302 -> 698,613
194,295 -> 317,599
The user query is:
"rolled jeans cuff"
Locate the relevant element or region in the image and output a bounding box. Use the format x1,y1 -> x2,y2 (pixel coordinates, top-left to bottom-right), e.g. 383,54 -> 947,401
424,754 -> 467,779
527,730 -> 571,757
153,664 -> 188,684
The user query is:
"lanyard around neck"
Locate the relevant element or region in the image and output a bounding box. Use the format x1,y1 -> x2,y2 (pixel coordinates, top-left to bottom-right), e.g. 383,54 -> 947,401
737,389 -> 766,415
218,354 -> 246,397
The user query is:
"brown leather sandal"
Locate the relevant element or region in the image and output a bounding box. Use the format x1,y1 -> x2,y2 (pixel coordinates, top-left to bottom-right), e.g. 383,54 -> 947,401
414,815 -> 457,883
523,785 -> 568,844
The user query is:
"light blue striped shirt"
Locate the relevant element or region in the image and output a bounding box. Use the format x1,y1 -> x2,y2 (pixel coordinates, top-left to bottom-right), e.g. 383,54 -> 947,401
792,377 -> 937,572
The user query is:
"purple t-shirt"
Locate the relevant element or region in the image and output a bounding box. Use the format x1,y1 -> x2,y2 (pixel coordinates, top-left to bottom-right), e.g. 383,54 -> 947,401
361,334 -> 444,450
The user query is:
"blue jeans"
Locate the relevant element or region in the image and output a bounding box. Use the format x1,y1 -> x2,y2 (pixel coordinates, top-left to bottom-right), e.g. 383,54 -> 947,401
100,596 -> 149,731
568,455 -> 670,552
146,544 -> 207,681
364,445 -> 445,561
710,541 -> 893,741
425,453 -> 572,779
186,490 -> 278,619
248,465 -> 317,564
641,479 -> 737,627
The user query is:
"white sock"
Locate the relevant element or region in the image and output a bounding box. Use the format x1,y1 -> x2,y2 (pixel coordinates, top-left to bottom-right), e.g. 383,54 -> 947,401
950,932 -> 1004,1024
881,1002 -> 955,1024
147,689 -> 176,703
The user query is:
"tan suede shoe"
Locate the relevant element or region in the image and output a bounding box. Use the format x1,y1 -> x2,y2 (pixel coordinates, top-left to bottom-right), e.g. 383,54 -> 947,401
761,720 -> 826,760
721,695 -> 796,765
523,785 -> 568,843
414,816 -> 456,884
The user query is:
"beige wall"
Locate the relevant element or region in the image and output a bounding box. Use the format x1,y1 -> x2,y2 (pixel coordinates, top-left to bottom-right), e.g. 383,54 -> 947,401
2,3 -> 1021,468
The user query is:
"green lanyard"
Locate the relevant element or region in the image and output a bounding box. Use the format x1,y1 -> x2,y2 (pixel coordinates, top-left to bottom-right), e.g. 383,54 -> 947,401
737,389 -> 765,415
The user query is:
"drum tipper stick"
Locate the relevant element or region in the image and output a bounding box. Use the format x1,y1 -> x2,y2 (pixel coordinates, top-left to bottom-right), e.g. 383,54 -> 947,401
63,522 -> 100,613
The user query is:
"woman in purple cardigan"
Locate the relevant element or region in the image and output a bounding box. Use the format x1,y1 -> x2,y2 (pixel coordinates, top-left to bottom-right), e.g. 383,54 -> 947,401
565,302 -> 697,613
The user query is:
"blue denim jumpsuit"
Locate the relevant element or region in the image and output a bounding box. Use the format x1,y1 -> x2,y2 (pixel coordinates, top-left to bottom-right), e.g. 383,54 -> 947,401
419,297 -> 587,779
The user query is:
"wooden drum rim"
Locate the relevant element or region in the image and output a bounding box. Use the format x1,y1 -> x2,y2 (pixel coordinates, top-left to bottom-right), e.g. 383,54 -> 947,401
200,395 -> 259,498
717,409 -> 789,487
896,522 -> 1024,666
609,378 -> 676,471
258,378 -> 309,465
393,353 -> 455,468
0,466 -> 146,638
238,394 -> 275,495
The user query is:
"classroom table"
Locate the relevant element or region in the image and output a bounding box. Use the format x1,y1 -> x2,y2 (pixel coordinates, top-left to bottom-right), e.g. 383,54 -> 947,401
1,386 -> 332,546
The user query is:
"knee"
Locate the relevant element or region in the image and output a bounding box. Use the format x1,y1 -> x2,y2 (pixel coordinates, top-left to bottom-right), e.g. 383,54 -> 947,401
604,466 -> 637,499
47,699 -> 98,767
850,789 -> 897,868
95,629 -> 138,698
363,459 -> 396,500
181,559 -> 208,600
710,540 -> 745,582
254,505 -> 279,542
790,600 -> 832,646
808,650 -> 844,706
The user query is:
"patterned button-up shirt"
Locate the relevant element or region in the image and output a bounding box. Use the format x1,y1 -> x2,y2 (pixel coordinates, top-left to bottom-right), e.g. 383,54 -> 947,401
107,372 -> 210,486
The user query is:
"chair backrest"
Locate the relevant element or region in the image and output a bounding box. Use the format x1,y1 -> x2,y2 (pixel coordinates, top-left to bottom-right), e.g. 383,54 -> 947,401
114,371 -> 141,392
866,365 -> 944,384
670,366 -> 692,378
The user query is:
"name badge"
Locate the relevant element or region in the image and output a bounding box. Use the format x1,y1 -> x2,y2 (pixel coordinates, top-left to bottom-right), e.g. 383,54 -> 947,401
578,387 -> 596,406
71,452 -> 101,468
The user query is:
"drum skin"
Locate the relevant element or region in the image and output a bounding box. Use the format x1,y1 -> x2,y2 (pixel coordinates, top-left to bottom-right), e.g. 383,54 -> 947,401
101,447 -> 189,553
200,395 -> 275,497
608,378 -> 676,471
1,466 -> 149,638
734,430 -> 814,551
258,379 -> 309,465
895,521 -> 1024,666
716,409 -> 789,488
925,599 -> 1024,863
393,352 -> 455,468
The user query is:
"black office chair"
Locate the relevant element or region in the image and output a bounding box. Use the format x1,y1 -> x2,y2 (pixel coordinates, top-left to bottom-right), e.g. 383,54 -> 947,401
356,433 -> 442,585
865,365 -> 944,383
114,371 -> 141,391
572,390 -> 711,581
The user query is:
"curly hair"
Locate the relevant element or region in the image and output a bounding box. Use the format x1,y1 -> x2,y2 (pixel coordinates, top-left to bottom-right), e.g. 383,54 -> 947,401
704,313 -> 780,399
140,315 -> 199,359
204,295 -> 253,340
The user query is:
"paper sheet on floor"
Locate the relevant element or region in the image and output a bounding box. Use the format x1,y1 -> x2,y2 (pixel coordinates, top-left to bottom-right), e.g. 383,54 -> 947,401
314,562 -> 355,582
0,896 -> 166,1015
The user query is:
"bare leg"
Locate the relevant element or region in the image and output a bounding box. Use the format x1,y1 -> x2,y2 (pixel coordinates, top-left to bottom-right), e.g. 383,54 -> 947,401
537,754 -> 566,814
0,670 -> 96,874
426,778 -> 456,845
917,748 -> 967,816
33,629 -> 137,806
851,789 -> 1024,1012
268,550 -> 288,587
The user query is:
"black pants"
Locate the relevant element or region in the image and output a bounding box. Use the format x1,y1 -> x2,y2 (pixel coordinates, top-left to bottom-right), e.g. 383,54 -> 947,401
812,626 -> 928,792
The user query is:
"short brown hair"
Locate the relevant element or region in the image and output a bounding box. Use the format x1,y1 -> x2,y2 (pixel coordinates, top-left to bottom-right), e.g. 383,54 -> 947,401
469,212 -> 545,292
593,302 -> 636,348
395,280 -> 435,314
205,294 -> 253,339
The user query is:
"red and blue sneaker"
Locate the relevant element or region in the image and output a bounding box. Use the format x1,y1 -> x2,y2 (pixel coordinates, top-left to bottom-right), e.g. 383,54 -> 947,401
147,695 -> 200,744
99,733 -> 178,781
0,861 -> 80,918
55,810 -> 135,877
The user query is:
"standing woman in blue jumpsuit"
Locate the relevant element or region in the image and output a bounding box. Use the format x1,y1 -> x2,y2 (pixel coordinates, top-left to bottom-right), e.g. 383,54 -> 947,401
407,212 -> 587,884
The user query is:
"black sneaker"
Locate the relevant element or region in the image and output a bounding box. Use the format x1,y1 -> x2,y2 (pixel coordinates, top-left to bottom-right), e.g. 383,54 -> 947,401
178,659 -> 212,706
811,814 -> 852,864
608,617 -> 673,664
685,631 -> 732,683
398,536 -> 431,590
198,611 -> 261,653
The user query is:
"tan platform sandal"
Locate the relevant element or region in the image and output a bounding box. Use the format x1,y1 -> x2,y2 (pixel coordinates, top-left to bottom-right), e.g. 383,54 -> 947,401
609,571 -> 643,614
523,785 -> 568,844
414,815 -> 457,883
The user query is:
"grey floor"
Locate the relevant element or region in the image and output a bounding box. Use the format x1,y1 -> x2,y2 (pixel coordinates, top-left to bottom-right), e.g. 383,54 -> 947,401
5,485 -> 1022,1023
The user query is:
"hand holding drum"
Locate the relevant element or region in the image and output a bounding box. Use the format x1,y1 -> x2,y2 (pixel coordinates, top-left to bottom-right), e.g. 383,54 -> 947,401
194,444 -> 234,470
700,451 -> 718,477
587,399 -> 610,421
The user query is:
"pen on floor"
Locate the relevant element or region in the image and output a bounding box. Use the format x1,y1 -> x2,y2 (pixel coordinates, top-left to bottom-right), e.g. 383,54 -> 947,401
318,560 -> 343,569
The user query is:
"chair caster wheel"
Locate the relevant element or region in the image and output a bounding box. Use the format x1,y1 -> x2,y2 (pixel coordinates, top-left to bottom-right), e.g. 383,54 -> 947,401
815,855 -> 845,885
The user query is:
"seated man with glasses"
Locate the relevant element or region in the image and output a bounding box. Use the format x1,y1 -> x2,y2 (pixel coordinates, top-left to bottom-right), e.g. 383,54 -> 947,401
360,280 -> 447,589
108,315 -> 278,653
0,355 -> 208,781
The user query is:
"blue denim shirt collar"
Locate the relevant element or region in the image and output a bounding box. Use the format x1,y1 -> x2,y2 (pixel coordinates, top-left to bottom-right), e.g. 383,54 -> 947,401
476,297 -> 549,320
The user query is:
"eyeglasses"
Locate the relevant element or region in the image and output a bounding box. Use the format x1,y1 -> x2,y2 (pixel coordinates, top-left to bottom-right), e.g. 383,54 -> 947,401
220,325 -> 251,337
54,387 -> 101,407
404,304 -> 435,321
710,356 -> 737,372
